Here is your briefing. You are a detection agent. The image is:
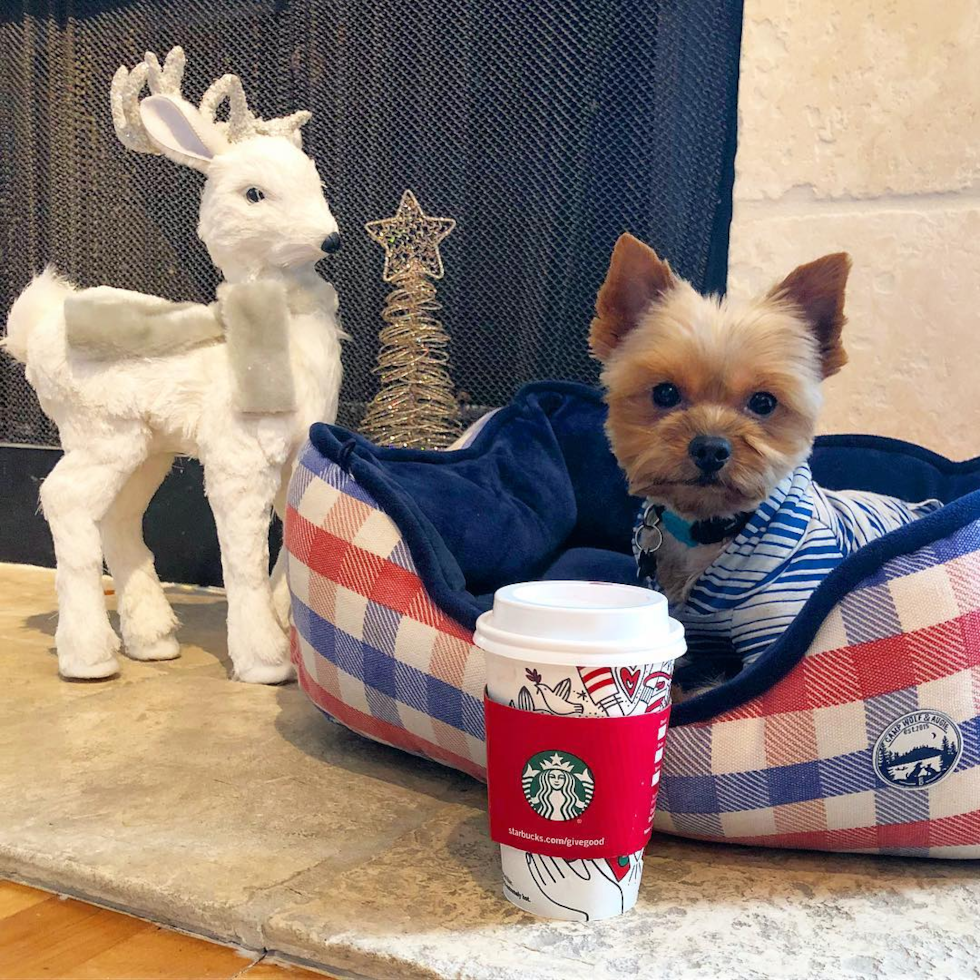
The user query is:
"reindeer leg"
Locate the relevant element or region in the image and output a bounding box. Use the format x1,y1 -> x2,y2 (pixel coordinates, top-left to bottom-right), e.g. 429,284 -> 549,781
205,456 -> 293,684
100,453 -> 180,662
40,432 -> 150,679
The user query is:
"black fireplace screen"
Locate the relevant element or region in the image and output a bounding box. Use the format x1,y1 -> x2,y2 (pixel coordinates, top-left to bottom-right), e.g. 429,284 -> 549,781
0,0 -> 742,445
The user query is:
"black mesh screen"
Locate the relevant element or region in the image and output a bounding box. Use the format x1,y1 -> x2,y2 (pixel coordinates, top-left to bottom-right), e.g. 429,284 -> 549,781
0,0 -> 742,444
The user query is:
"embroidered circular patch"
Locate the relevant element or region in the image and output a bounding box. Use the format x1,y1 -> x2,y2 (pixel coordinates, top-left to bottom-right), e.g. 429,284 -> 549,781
522,750 -> 595,821
873,710 -> 963,790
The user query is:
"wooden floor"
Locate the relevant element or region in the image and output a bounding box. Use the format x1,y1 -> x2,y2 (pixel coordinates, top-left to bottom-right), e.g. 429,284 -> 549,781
0,881 -> 329,980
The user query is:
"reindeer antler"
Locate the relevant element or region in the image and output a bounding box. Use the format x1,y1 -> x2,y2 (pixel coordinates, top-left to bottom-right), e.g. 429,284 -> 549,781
110,47 -> 188,154
145,48 -> 187,97
199,74 -> 255,144
111,46 -> 312,155
255,108 -> 313,143
200,74 -> 311,147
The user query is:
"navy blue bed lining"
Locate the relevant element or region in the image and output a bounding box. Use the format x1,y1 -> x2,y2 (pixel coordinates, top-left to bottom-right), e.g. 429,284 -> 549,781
309,382 -> 980,725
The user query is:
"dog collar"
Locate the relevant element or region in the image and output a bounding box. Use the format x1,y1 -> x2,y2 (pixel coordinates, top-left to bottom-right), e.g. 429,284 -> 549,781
660,508 -> 752,549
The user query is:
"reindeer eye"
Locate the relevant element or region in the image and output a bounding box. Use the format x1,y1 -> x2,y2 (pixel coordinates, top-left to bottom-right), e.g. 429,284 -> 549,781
244,187 -> 265,204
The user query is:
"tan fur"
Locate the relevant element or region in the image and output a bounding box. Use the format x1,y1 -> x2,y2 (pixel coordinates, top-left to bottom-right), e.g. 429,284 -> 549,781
590,233 -> 676,361
594,235 -> 851,602
768,252 -> 851,378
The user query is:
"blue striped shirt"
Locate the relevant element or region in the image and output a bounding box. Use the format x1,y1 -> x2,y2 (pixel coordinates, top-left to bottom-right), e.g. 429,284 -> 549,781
634,463 -> 940,671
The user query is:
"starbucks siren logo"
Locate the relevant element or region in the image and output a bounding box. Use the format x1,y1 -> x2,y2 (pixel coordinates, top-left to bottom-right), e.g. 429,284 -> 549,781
873,710 -> 963,790
523,750 -> 594,821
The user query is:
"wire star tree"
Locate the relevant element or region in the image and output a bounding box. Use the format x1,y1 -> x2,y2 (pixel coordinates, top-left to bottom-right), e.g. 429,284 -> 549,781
359,190 -> 461,449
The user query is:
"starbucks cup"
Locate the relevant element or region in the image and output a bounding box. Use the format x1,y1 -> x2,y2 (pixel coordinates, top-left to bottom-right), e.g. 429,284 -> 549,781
476,580 -> 685,922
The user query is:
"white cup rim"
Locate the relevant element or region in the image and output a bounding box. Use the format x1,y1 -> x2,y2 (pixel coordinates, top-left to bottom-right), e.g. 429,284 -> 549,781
475,610 -> 686,667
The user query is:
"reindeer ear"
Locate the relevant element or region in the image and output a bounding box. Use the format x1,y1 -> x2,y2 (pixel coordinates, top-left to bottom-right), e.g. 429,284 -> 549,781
590,233 -> 677,361
769,253 -> 851,378
139,95 -> 227,173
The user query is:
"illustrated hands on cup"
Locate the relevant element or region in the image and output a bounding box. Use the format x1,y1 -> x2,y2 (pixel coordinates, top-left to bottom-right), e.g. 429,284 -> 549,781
525,854 -> 633,923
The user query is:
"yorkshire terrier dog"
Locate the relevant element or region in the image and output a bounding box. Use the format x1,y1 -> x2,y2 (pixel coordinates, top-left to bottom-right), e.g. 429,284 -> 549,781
592,233 -> 939,689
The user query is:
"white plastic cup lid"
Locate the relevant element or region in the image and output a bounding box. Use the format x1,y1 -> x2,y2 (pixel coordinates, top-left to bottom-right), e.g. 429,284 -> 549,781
475,580 -> 685,665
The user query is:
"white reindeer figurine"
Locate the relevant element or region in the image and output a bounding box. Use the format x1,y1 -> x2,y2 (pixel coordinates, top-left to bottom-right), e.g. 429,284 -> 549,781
3,47 -> 345,683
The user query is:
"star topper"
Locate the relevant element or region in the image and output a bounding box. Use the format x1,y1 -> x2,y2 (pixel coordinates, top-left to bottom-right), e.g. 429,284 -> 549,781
365,190 -> 456,281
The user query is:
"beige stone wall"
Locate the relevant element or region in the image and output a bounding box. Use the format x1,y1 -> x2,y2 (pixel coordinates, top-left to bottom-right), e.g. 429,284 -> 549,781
728,0 -> 980,459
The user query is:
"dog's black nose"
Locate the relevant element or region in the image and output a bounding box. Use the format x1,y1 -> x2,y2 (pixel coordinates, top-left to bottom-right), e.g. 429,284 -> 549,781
321,232 -> 342,255
689,435 -> 732,474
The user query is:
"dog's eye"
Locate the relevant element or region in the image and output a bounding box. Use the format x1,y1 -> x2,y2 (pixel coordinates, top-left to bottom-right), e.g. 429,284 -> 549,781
748,391 -> 778,416
244,187 -> 265,204
651,383 -> 681,409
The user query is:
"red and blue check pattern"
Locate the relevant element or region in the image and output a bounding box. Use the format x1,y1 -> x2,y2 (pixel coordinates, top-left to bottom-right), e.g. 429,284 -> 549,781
286,440 -> 980,856
286,442 -> 487,780
656,519 -> 980,856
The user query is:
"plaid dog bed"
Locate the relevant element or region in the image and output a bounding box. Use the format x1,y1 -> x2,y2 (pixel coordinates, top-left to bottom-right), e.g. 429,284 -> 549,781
285,383 -> 980,855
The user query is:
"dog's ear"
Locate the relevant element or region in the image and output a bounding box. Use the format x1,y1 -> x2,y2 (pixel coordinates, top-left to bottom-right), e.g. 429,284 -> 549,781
590,233 -> 677,361
769,253 -> 851,378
